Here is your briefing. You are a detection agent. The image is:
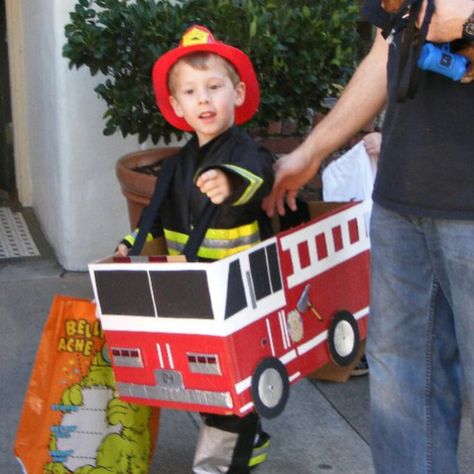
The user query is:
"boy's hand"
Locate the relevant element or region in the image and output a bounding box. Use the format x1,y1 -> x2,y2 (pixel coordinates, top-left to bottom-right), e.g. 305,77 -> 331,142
115,243 -> 130,257
196,168 -> 232,204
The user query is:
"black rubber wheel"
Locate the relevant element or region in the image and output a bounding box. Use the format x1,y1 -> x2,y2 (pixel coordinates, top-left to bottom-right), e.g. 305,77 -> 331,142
251,357 -> 289,419
327,310 -> 360,366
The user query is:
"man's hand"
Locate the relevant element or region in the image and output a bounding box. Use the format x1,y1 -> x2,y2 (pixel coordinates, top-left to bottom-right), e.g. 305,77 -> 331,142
419,0 -> 473,42
196,168 -> 232,204
262,148 -> 319,217
363,132 -> 382,161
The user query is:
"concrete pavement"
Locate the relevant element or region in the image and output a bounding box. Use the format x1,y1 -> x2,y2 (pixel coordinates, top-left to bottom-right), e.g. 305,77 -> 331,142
1,253 -> 473,473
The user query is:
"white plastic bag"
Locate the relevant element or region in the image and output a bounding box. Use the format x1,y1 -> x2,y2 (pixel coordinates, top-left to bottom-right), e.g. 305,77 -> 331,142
322,141 -> 376,202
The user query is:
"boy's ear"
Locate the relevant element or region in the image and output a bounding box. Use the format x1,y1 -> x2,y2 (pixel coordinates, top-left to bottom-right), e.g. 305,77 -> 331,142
169,96 -> 184,118
234,82 -> 246,107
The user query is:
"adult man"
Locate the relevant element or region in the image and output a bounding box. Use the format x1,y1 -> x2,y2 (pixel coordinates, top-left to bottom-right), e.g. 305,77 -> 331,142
263,1 -> 474,472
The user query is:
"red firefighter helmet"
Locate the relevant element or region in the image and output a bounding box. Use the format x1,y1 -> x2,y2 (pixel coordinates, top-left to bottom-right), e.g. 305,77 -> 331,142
152,25 -> 260,131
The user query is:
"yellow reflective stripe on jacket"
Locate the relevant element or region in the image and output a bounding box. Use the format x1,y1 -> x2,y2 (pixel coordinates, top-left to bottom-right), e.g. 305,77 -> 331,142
164,220 -> 260,259
123,228 -> 154,246
206,221 -> 259,241
167,243 -> 255,260
221,164 -> 263,206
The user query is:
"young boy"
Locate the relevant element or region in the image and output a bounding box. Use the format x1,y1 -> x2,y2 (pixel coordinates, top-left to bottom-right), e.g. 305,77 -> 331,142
117,25 -> 273,473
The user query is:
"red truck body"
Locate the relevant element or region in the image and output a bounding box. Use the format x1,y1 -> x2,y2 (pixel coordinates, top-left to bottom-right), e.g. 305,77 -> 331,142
89,201 -> 371,418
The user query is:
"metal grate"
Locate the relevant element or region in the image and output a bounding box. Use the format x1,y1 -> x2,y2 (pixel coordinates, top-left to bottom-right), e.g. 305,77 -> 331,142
0,207 -> 40,259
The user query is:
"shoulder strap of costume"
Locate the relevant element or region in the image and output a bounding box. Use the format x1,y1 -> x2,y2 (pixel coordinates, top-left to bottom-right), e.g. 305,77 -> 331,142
129,154 -> 179,256
182,200 -> 218,262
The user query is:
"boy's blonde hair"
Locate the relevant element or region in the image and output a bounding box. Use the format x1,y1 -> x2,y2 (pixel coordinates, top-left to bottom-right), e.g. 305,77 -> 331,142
168,52 -> 241,95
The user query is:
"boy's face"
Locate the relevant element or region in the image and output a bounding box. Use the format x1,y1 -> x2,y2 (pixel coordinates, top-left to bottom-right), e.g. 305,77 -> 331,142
169,56 -> 245,146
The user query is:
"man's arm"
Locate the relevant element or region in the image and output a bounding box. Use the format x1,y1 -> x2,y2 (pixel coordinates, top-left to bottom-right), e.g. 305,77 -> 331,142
263,29 -> 388,216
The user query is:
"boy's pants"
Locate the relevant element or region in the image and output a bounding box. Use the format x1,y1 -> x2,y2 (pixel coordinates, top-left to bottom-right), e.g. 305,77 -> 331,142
192,412 -> 260,474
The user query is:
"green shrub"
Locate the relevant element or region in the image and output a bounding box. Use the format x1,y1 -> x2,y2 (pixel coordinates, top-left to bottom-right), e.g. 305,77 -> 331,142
63,0 -> 361,144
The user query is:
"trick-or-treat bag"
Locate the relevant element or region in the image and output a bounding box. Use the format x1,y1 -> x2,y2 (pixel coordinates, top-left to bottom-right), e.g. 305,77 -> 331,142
14,294 -> 160,474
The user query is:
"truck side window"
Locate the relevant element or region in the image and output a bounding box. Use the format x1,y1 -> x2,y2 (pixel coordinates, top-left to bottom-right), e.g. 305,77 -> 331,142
249,243 -> 282,301
266,243 -> 282,292
250,248 -> 271,299
225,259 -> 247,318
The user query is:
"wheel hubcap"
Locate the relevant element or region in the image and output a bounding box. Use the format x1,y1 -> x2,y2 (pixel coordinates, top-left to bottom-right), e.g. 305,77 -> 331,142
258,368 -> 283,408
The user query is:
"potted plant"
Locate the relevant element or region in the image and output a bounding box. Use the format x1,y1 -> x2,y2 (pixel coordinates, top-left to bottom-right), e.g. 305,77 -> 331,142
63,0 -> 361,227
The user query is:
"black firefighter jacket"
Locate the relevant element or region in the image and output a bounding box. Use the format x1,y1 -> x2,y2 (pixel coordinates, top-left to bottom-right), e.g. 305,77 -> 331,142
126,126 -> 275,260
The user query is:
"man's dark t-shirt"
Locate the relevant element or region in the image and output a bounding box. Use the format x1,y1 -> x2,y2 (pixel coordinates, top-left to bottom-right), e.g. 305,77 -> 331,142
362,1 -> 474,219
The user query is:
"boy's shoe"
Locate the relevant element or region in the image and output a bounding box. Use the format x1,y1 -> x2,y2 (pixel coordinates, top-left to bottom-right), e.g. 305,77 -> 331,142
249,430 -> 271,469
351,354 -> 369,376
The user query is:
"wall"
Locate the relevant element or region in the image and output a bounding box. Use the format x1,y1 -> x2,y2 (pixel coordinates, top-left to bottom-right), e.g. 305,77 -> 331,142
15,0 -> 149,270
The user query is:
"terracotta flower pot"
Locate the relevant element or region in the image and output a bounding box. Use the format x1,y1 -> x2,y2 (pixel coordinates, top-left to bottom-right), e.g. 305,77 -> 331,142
116,147 -> 179,229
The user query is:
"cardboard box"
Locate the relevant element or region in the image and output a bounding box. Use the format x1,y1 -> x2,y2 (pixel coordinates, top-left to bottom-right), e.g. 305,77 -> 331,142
89,201 -> 371,418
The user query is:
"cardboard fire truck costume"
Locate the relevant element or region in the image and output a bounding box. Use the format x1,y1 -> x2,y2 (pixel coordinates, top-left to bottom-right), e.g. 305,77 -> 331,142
89,200 -> 371,419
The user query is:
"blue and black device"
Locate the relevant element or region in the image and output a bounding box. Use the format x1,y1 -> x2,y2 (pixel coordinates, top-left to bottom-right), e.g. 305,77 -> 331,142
417,42 -> 469,81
